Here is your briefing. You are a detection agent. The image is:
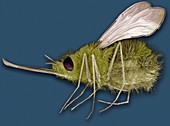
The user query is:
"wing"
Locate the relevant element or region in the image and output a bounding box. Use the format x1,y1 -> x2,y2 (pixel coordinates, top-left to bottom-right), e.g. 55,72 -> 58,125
99,1 -> 151,42
98,2 -> 166,48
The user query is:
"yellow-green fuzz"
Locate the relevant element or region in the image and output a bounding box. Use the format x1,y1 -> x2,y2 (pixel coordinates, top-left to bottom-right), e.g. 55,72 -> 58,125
52,40 -> 161,92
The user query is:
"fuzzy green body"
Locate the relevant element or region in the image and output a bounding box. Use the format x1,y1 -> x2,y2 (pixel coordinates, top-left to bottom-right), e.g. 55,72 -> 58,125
52,40 -> 161,92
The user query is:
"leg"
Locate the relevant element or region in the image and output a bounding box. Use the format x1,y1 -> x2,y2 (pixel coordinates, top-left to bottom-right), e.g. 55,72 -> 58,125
99,42 -> 127,112
63,54 -> 92,110
64,85 -> 88,110
86,54 -> 98,119
98,91 -> 130,105
71,89 -> 98,111
106,43 -> 120,81
84,53 -> 92,83
70,54 -> 99,119
93,56 -> 101,83
59,53 -> 86,113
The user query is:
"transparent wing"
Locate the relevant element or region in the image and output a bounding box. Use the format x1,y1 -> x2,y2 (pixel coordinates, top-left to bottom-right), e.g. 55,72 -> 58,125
98,2 -> 166,48
99,1 -> 151,42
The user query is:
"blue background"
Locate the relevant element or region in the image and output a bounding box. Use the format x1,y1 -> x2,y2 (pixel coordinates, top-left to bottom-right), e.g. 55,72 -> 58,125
0,0 -> 170,125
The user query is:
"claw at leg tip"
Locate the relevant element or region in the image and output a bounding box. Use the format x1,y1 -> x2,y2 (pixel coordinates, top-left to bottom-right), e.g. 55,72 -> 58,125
59,109 -> 63,114
71,107 -> 75,111
99,110 -> 104,113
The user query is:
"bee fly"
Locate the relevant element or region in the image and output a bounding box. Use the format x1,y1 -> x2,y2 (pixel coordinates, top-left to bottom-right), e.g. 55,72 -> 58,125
3,1 -> 166,119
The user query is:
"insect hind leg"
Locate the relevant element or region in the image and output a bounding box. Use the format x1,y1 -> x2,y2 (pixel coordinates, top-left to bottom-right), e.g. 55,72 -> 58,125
99,42 -> 128,112
106,42 -> 120,81
98,91 -> 130,105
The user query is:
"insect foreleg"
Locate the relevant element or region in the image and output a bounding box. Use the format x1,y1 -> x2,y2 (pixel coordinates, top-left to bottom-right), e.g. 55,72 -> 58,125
99,42 -> 127,112
71,89 -> 98,111
63,85 -> 88,110
59,53 -> 86,113
63,54 -> 92,110
70,54 -> 100,119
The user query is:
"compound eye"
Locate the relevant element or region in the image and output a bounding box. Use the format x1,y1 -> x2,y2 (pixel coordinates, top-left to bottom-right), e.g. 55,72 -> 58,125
63,57 -> 74,71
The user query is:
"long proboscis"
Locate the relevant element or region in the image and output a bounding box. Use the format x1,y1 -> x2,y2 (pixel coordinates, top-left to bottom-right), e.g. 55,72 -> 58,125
2,59 -> 64,77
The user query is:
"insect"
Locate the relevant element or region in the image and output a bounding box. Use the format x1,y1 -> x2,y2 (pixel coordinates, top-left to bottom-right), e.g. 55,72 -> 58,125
3,1 -> 165,119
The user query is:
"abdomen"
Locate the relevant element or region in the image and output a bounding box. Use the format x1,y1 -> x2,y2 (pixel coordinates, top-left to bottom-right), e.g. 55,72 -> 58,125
103,40 -> 161,92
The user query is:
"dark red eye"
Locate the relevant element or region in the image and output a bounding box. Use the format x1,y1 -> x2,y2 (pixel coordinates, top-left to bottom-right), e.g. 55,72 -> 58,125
63,57 -> 74,71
